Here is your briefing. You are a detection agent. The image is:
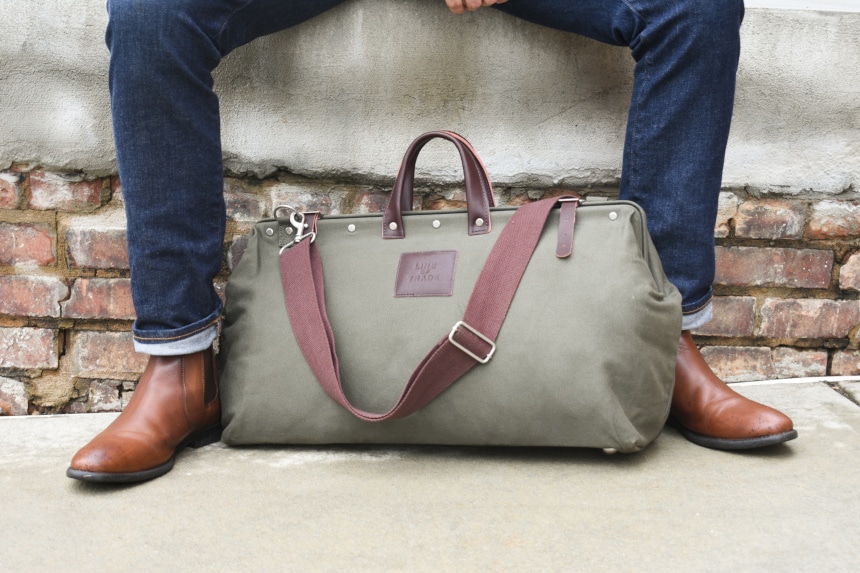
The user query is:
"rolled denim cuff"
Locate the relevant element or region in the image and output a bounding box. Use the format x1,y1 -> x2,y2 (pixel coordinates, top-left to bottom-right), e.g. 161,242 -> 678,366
133,323 -> 218,356
132,306 -> 221,356
681,302 -> 713,332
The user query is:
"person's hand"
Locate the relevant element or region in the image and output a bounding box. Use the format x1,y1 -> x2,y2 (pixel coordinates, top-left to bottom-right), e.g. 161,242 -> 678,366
444,0 -> 508,15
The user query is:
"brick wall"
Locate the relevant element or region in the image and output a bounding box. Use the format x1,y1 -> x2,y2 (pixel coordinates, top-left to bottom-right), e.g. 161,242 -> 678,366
1,165 -> 859,415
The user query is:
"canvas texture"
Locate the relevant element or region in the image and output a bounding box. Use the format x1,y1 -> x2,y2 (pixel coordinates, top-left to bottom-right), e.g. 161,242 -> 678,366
220,201 -> 682,452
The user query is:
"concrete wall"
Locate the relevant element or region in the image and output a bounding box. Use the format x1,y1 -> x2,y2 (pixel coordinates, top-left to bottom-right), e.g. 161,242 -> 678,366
2,1 -> 860,413
1,0 -> 858,193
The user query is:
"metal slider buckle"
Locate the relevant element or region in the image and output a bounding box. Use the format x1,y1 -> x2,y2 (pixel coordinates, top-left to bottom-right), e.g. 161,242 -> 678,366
448,320 -> 496,364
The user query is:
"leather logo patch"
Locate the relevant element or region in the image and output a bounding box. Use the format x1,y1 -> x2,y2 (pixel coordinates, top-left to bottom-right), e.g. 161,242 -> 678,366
395,250 -> 458,297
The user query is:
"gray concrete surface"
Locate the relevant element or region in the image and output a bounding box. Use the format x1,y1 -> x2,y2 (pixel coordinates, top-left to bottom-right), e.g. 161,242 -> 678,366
1,380 -> 859,572
2,1 -> 858,194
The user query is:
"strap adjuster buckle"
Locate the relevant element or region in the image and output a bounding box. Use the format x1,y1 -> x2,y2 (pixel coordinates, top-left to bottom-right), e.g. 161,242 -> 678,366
448,320 -> 496,364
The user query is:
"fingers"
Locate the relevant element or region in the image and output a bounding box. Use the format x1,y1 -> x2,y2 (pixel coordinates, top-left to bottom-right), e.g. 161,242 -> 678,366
444,0 -> 465,15
445,0 -> 508,15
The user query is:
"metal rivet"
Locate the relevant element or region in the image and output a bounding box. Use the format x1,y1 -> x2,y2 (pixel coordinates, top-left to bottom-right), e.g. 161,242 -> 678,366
347,224 -> 356,233
286,227 -> 294,235
389,222 -> 398,231
265,228 -> 274,237
475,217 -> 485,227
432,220 -> 441,229
609,212 -> 618,221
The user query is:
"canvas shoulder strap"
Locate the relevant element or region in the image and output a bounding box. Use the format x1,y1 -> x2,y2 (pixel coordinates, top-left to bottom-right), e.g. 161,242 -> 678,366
278,196 -> 574,422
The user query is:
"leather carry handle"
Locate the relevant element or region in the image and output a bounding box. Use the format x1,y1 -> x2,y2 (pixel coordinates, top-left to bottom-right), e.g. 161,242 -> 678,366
279,196 -> 574,422
383,131 -> 495,239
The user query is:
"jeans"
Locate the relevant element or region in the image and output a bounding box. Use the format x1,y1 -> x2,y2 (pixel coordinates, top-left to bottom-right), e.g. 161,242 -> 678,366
105,0 -> 744,355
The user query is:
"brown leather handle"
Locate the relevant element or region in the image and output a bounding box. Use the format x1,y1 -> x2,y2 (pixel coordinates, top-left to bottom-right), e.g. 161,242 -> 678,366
383,131 -> 495,239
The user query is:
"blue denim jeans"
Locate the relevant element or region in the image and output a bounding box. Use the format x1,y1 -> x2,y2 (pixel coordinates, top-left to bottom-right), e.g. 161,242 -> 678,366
106,0 -> 744,355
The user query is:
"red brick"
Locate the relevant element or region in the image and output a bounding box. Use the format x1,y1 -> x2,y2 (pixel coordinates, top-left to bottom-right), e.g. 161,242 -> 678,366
0,170 -> 24,209
0,376 -> 28,415
734,199 -> 805,239
225,178 -> 266,222
831,351 -> 860,376
28,171 -> 104,212
61,278 -> 135,320
215,281 -> 226,305
121,380 -> 135,409
700,345 -> 774,382
807,201 -> 860,240
111,177 -> 123,203
269,183 -> 338,215
0,222 -> 56,266
80,379 -> 123,413
507,192 -> 533,207
227,233 -> 249,272
90,380 -> 123,412
0,276 -> 69,318
66,227 -> 129,269
69,331 -> 148,377
758,299 -> 860,339
425,196 -> 467,211
771,348 -> 827,379
839,252 -> 860,292
692,296 -> 756,337
349,190 -> 389,214
0,327 -> 58,369
714,192 -> 739,238
715,247 -> 832,288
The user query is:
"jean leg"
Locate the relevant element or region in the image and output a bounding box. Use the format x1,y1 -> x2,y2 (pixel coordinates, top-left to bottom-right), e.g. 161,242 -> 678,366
497,0 -> 745,328
106,0 -> 346,355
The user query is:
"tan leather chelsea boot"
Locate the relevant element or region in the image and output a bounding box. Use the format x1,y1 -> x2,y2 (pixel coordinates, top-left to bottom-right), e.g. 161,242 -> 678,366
67,347 -> 221,483
670,331 -> 797,450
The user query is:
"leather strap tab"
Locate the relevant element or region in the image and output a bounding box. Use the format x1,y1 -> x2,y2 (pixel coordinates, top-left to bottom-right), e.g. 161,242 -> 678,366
556,199 -> 579,258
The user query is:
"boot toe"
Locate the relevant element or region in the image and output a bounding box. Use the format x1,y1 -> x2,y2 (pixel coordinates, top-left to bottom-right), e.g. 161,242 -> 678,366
747,406 -> 794,438
68,432 -> 172,478
671,400 -> 798,450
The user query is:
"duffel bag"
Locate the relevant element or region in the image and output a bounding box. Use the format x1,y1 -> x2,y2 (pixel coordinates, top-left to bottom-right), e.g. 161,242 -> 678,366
220,131 -> 681,453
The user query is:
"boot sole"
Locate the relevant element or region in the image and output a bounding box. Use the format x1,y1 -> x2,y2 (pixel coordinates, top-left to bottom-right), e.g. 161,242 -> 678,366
668,417 -> 798,450
66,425 -> 222,484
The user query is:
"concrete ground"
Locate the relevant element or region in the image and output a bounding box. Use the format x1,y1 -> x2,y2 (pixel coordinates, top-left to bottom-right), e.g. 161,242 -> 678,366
2,380 -> 859,572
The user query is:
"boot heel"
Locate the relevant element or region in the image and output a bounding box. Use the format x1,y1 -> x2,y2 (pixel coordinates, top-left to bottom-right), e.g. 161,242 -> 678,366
187,425 -> 222,448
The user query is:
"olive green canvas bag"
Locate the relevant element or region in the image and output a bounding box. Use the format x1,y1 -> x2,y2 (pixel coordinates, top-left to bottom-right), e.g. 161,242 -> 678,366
220,131 -> 682,453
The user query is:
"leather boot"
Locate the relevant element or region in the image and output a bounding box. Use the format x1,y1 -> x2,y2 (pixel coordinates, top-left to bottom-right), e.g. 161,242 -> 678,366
670,331 -> 797,450
67,347 -> 221,483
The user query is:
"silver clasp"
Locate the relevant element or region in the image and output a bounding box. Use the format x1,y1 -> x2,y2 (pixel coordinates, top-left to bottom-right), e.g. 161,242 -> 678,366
290,211 -> 317,245
274,205 -> 318,254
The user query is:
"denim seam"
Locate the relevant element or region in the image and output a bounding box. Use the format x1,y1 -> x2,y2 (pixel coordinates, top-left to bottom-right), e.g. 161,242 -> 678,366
624,3 -> 650,198
620,0 -> 646,23
133,316 -> 221,342
682,295 -> 713,315
213,0 -> 259,54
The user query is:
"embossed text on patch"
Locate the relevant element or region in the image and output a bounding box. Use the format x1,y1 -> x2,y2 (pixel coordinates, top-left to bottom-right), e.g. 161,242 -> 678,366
395,250 -> 458,297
